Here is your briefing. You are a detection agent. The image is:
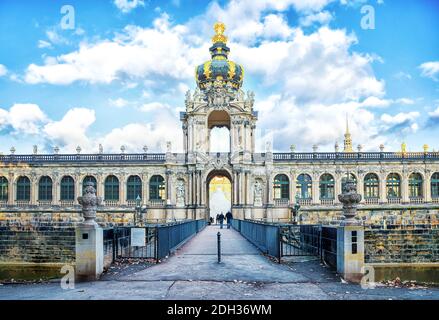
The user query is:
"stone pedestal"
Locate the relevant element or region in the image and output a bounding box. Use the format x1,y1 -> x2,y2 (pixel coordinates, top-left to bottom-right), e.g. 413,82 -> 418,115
337,225 -> 365,283
75,223 -> 103,282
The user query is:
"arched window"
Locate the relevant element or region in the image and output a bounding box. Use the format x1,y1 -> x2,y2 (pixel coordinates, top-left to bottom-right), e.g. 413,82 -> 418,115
432,173 -> 439,198
364,173 -> 379,198
273,174 -> 289,200
60,176 -> 75,201
16,176 -> 31,201
386,173 -> 401,198
296,174 -> 312,199
341,173 -> 357,190
409,173 -> 423,198
104,175 -> 119,201
0,177 -> 8,201
83,176 -> 97,195
149,175 -> 165,200
127,175 -> 142,201
38,176 -> 53,201
319,174 -> 335,199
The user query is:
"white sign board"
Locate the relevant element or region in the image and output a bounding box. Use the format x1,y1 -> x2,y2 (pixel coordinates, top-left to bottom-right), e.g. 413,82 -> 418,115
131,228 -> 146,247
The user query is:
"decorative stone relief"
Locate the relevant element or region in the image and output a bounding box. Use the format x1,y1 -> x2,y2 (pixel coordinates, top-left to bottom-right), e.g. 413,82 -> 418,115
176,179 -> 185,207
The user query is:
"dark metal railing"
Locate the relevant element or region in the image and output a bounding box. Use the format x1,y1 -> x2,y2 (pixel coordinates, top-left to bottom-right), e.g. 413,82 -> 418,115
232,219 -> 338,268
105,219 -> 207,263
232,219 -> 281,260
320,226 -> 338,268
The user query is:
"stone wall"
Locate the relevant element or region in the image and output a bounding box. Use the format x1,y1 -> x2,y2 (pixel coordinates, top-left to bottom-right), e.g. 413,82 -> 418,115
0,211 -> 134,265
0,221 -> 75,264
298,208 -> 439,227
364,228 -> 439,263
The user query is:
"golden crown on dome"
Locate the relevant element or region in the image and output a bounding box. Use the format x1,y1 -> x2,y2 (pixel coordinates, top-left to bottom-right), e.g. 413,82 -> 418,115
212,22 -> 228,43
195,22 -> 244,91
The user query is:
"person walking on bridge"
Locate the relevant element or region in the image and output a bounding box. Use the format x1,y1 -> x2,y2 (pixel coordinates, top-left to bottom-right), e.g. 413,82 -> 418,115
218,212 -> 225,229
225,211 -> 233,229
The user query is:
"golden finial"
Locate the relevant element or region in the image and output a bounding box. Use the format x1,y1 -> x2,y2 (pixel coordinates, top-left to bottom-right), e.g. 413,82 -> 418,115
212,22 -> 228,43
401,142 -> 407,154
423,144 -> 429,153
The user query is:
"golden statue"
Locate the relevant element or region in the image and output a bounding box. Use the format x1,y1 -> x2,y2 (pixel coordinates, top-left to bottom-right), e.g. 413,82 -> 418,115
401,142 -> 407,154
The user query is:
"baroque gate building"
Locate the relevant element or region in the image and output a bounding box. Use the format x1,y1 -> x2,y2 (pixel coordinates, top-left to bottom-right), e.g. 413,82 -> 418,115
1,23 -> 439,225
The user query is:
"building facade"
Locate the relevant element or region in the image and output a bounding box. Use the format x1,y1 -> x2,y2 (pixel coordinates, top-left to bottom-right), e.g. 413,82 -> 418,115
1,23 -> 439,225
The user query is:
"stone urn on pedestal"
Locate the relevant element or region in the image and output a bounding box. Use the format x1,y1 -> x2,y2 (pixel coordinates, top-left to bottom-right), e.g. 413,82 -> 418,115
338,178 -> 362,226
77,182 -> 102,226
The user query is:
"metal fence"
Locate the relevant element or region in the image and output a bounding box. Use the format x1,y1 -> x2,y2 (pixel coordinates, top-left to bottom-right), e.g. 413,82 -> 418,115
231,219 -> 337,267
103,219 -> 207,263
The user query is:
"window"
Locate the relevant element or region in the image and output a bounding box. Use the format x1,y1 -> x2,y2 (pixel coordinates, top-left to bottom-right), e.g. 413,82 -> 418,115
364,173 -> 379,198
104,175 -> 119,201
432,173 -> 439,198
409,173 -> 423,198
296,174 -> 312,199
0,177 -> 8,201
38,176 -> 53,201
273,174 -> 289,200
60,176 -> 75,201
319,174 -> 335,199
386,173 -> 401,198
16,176 -> 31,201
83,176 -> 97,195
127,175 -> 142,201
341,173 -> 357,190
149,175 -> 165,200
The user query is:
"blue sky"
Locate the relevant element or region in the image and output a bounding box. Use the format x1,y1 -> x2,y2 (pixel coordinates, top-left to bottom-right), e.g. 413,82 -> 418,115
0,0 -> 438,154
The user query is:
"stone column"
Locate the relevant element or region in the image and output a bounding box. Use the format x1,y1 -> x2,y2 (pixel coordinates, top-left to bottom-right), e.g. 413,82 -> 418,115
53,178 -> 60,206
425,173 -> 431,202
76,182 -> 103,282
31,176 -> 38,205
142,173 -> 148,205
379,173 -> 386,203
8,174 -> 14,205
312,176 -> 319,205
75,175 -> 81,204
119,174 -> 126,206
357,174 -> 365,204
336,178 -> 364,283
290,173 -> 296,206
402,172 -> 409,203
334,174 -> 342,204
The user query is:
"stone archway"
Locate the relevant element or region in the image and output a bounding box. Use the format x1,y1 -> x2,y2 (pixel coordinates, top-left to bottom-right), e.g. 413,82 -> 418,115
206,169 -> 233,220
207,110 -> 231,153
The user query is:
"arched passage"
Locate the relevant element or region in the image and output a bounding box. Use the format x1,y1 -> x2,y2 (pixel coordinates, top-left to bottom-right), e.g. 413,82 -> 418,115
206,170 -> 233,220
208,110 -> 231,153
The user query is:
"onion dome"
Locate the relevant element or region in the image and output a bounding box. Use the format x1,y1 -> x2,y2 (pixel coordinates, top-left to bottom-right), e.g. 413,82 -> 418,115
195,22 -> 244,91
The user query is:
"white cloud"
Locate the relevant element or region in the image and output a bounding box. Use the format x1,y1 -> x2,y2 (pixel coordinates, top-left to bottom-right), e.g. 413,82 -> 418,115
114,0 -> 145,13
24,14 -> 204,85
109,98 -> 130,108
380,111 -> 420,136
43,108 -> 96,152
0,64 -> 7,77
299,11 -> 332,26
255,95 -> 385,152
38,40 -> 52,49
0,103 -> 47,135
428,106 -> 439,118
419,61 -> 439,81
233,27 -> 385,104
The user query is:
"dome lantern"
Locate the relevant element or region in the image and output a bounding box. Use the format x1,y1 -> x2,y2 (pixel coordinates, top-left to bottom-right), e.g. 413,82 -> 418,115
195,22 -> 244,91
